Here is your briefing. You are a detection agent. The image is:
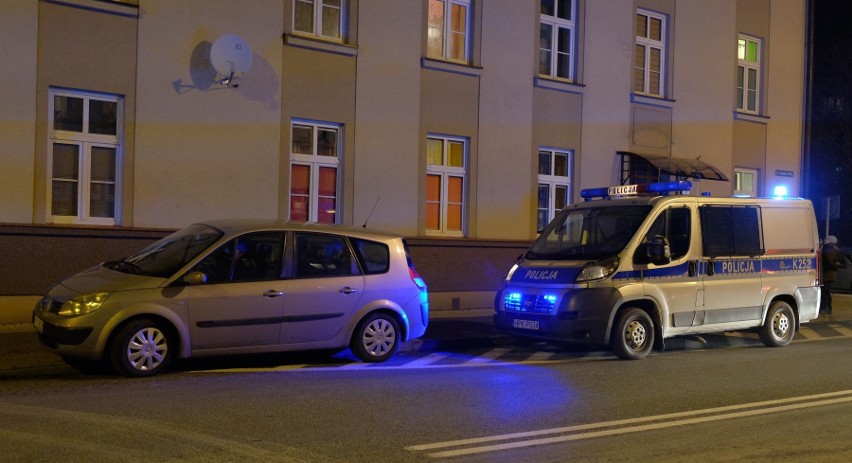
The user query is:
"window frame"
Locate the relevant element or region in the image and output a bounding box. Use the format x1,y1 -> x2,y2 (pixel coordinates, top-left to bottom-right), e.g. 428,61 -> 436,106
736,34 -> 762,114
426,0 -> 471,63
537,148 -> 573,232
293,0 -> 346,41
634,9 -> 667,97
426,135 -> 468,237
47,88 -> 123,226
539,0 -> 576,81
289,120 -> 342,224
734,167 -> 759,197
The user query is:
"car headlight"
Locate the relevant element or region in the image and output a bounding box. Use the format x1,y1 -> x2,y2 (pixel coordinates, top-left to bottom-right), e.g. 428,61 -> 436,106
576,257 -> 619,282
58,292 -> 110,316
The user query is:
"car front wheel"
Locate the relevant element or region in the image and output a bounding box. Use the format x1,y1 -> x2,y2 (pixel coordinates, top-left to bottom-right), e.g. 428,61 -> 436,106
350,313 -> 400,363
110,319 -> 173,377
612,307 -> 655,360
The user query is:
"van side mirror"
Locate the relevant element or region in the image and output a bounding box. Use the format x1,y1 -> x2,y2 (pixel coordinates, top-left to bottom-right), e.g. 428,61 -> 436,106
647,235 -> 671,265
182,271 -> 208,285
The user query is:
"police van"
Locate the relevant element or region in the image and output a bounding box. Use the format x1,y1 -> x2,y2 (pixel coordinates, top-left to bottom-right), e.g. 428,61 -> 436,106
493,181 -> 821,359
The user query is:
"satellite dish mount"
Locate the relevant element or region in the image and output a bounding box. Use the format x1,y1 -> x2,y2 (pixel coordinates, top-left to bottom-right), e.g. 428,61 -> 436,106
209,34 -> 252,88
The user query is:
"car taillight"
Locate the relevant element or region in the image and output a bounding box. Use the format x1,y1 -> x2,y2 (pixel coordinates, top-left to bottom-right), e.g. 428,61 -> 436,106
409,267 -> 427,292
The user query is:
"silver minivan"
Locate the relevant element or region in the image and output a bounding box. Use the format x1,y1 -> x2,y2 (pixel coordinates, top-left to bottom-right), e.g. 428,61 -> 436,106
32,220 -> 429,376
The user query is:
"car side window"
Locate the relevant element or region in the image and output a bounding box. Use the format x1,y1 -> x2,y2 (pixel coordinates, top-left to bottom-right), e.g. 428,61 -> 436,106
636,206 -> 691,263
294,233 -> 359,278
192,232 -> 285,283
351,238 -> 390,274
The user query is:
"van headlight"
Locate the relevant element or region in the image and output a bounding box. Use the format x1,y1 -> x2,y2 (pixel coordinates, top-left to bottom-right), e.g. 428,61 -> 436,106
58,292 -> 110,316
576,257 -> 619,282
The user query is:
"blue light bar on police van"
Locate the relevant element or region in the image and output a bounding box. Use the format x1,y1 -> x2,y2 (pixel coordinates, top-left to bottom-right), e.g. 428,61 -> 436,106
580,181 -> 693,200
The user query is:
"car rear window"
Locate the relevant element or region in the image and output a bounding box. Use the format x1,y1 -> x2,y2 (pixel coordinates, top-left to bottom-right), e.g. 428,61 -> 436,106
351,238 -> 390,274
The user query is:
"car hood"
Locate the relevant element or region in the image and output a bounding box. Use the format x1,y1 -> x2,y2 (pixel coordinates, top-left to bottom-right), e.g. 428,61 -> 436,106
57,265 -> 168,296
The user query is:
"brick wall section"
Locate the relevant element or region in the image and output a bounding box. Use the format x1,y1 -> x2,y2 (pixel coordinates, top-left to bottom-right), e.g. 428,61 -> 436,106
0,225 -> 530,296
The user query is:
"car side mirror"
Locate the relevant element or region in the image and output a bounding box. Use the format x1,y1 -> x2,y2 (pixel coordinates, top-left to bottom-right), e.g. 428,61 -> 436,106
182,271 -> 208,285
647,235 -> 671,266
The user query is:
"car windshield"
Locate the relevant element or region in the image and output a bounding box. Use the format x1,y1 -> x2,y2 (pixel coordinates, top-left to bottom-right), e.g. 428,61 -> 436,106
526,205 -> 652,261
104,223 -> 224,278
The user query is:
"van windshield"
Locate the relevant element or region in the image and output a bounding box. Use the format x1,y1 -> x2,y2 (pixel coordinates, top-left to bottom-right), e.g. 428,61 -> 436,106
104,223 -> 224,278
526,205 -> 652,260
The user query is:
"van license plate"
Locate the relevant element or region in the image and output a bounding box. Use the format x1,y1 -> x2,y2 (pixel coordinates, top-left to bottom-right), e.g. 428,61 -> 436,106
513,319 -> 539,330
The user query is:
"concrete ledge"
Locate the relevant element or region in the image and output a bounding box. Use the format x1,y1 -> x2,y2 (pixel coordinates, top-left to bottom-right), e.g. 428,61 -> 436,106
0,296 -> 39,325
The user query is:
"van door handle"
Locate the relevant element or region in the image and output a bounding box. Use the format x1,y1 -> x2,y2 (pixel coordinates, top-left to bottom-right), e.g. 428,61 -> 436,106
688,260 -> 697,277
263,290 -> 284,298
339,287 -> 358,295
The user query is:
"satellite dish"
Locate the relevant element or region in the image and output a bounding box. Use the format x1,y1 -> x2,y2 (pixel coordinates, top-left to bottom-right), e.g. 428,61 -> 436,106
209,34 -> 252,86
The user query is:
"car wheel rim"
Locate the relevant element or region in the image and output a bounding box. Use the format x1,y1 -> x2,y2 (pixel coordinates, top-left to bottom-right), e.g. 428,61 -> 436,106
362,319 -> 396,357
773,311 -> 790,339
624,319 -> 647,351
127,327 -> 168,372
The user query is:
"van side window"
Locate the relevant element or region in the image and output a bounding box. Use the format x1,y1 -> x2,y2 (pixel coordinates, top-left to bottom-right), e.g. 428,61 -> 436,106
699,205 -> 763,257
192,232 -> 285,283
638,207 -> 691,262
294,233 -> 360,278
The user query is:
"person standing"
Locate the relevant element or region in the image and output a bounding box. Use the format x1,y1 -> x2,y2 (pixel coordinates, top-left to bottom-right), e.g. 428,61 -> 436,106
821,235 -> 845,314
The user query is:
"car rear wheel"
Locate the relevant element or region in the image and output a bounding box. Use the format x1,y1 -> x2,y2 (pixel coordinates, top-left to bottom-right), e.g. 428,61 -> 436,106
612,307 -> 655,360
110,319 -> 173,377
759,300 -> 796,347
350,313 -> 400,362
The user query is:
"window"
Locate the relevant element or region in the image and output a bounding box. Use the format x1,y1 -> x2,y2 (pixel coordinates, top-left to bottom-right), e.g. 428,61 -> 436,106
294,0 -> 344,40
634,9 -> 666,97
48,88 -> 122,225
192,232 -> 286,283
699,205 -> 763,257
427,0 -> 470,62
537,148 -> 572,231
638,207 -> 691,263
426,136 -> 467,236
294,232 -> 357,278
737,35 -> 761,113
351,238 -> 390,274
734,168 -> 759,197
290,121 -> 341,224
539,0 -> 575,80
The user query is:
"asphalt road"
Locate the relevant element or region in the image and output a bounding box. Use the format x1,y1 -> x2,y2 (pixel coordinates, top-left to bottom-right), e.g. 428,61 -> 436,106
1,311 -> 852,462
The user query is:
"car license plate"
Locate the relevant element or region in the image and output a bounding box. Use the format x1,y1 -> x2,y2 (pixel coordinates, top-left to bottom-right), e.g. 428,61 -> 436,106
33,315 -> 44,334
513,319 -> 539,330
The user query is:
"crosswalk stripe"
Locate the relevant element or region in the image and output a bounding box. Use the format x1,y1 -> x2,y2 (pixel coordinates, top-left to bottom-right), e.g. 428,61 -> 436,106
829,324 -> 852,336
527,350 -> 556,361
403,352 -> 451,367
463,348 -> 511,365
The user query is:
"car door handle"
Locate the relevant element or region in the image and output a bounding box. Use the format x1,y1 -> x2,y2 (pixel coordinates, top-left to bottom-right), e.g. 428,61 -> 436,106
339,287 -> 358,295
263,290 -> 284,298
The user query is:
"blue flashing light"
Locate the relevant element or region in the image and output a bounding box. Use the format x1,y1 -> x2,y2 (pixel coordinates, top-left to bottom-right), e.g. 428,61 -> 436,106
580,180 -> 693,200
773,185 -> 788,199
543,294 -> 557,305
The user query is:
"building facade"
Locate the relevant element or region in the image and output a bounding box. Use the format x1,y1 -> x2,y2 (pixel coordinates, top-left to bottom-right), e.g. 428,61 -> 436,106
0,0 -> 808,312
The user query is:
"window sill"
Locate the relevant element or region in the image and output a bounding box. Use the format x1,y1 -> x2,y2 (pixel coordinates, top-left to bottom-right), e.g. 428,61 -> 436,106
734,111 -> 769,124
534,76 -> 585,94
421,58 -> 482,77
631,93 -> 676,108
284,34 -> 357,57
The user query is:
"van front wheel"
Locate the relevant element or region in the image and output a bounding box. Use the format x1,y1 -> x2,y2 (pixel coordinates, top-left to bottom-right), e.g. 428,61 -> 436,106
759,301 -> 796,347
612,308 -> 654,360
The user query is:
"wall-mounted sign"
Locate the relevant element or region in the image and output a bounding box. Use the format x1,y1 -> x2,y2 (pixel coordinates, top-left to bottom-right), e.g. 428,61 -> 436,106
775,170 -> 794,177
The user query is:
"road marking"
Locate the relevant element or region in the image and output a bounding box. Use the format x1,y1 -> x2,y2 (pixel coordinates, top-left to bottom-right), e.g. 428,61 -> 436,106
830,324 -> 852,336
406,390 -> 852,458
402,352 -> 451,367
462,348 -> 510,365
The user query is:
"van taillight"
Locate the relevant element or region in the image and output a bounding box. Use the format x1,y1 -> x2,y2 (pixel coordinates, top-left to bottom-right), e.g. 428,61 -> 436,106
409,267 -> 427,292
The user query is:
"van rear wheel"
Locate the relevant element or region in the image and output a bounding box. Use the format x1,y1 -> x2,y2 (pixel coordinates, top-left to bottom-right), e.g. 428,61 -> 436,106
759,301 -> 796,347
612,307 -> 654,360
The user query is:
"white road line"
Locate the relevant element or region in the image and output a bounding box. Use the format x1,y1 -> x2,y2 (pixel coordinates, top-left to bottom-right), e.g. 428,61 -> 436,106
407,390 -> 852,458
797,327 -> 816,339
829,324 -> 852,336
402,352 -> 451,367
526,350 -> 556,361
462,348 -> 510,365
